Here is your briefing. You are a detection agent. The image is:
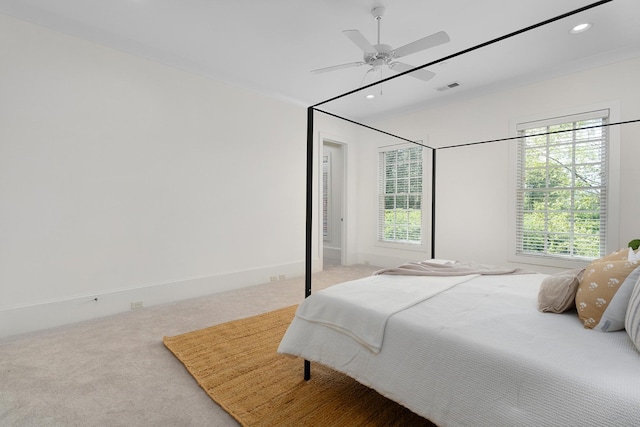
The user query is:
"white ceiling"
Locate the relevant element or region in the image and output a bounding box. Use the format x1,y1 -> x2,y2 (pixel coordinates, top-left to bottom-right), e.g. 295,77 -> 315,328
1,0 -> 639,121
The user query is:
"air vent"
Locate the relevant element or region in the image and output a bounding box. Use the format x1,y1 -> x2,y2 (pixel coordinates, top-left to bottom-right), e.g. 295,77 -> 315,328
437,81 -> 461,91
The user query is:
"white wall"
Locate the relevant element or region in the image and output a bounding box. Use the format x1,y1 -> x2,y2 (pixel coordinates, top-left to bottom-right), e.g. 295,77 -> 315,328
359,57 -> 640,272
3,12 -> 638,337
0,14 -> 309,337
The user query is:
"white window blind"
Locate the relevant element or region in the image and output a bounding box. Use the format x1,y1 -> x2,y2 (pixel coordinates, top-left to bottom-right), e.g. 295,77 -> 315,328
378,146 -> 423,244
515,109 -> 609,260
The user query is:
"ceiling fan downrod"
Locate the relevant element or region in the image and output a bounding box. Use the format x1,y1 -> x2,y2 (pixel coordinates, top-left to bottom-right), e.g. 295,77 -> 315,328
372,7 -> 385,45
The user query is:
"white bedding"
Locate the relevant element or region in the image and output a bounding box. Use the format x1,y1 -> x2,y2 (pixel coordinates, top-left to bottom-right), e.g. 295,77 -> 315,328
295,274 -> 478,353
278,273 -> 640,427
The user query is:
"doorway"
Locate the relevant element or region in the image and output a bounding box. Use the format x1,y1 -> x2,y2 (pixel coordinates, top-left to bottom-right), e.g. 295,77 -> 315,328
322,140 -> 344,268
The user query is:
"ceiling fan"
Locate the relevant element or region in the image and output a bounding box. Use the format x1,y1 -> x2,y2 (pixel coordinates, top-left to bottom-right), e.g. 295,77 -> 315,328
311,6 -> 450,83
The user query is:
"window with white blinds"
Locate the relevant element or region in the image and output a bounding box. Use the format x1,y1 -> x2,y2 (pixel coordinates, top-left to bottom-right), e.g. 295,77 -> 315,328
515,109 -> 609,260
378,146 -> 423,244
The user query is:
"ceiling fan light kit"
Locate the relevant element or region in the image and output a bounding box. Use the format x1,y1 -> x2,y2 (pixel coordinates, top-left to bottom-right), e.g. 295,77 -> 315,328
311,5 -> 450,84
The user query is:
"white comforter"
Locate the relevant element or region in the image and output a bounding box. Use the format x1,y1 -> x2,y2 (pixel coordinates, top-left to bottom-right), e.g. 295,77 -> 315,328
278,273 -> 640,427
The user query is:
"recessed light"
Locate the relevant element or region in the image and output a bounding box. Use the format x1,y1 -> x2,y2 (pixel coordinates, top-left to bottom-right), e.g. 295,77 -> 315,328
365,94 -> 375,100
570,23 -> 592,34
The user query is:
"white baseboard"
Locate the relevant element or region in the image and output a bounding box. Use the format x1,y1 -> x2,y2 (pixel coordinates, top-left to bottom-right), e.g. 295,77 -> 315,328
0,261 -> 306,338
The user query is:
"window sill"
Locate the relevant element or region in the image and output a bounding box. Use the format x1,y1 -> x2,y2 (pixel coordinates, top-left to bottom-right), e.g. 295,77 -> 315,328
508,252 -> 592,270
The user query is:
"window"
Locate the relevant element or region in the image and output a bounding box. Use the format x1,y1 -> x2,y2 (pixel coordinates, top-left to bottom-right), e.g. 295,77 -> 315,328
515,109 -> 609,261
378,146 -> 423,244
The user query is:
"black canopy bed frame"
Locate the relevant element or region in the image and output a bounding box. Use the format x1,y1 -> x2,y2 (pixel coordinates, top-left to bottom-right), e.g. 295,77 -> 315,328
301,0 -> 639,381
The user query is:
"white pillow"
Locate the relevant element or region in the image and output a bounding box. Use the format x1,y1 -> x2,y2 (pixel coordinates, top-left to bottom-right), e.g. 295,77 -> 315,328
593,266 -> 640,331
625,272 -> 640,352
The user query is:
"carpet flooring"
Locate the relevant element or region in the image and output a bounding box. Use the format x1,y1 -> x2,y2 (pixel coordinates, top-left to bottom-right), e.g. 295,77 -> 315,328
0,264 -> 380,426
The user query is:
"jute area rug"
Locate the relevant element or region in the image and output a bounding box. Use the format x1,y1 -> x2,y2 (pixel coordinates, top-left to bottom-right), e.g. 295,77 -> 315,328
163,305 -> 435,426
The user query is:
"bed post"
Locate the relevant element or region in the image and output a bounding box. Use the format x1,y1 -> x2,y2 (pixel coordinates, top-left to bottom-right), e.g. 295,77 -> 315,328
431,148 -> 436,259
304,106 -> 314,381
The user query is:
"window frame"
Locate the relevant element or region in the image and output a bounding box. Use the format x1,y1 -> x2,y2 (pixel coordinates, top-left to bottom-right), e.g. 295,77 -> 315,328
376,143 -> 429,251
508,103 -> 620,269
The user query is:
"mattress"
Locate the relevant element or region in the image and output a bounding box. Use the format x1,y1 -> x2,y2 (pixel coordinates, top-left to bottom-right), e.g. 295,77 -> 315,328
278,273 -> 640,427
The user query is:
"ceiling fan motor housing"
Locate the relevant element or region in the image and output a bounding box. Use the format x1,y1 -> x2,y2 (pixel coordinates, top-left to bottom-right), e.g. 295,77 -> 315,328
365,44 -> 393,66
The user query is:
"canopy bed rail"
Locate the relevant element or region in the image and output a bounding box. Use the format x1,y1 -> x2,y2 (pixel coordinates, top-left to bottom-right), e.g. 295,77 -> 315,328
302,0 -> 637,384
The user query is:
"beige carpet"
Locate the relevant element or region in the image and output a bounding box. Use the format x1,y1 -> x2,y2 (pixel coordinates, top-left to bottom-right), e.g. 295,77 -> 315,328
164,305 -> 435,427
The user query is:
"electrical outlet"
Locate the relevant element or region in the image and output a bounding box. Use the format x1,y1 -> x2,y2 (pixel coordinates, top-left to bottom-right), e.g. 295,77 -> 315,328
130,301 -> 143,309
270,276 -> 278,282
278,274 -> 286,280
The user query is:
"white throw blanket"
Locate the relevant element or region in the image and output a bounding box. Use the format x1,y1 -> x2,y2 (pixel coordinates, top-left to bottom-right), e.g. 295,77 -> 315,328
295,274 -> 478,353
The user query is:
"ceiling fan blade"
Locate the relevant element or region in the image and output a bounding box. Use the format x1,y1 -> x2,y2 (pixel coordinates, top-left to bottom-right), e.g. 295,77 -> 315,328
389,62 -> 436,82
342,30 -> 377,55
392,31 -> 450,59
310,62 -> 366,74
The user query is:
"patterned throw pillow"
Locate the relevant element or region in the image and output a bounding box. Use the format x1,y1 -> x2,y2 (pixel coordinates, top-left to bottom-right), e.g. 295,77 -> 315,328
625,274 -> 640,352
575,248 -> 640,331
